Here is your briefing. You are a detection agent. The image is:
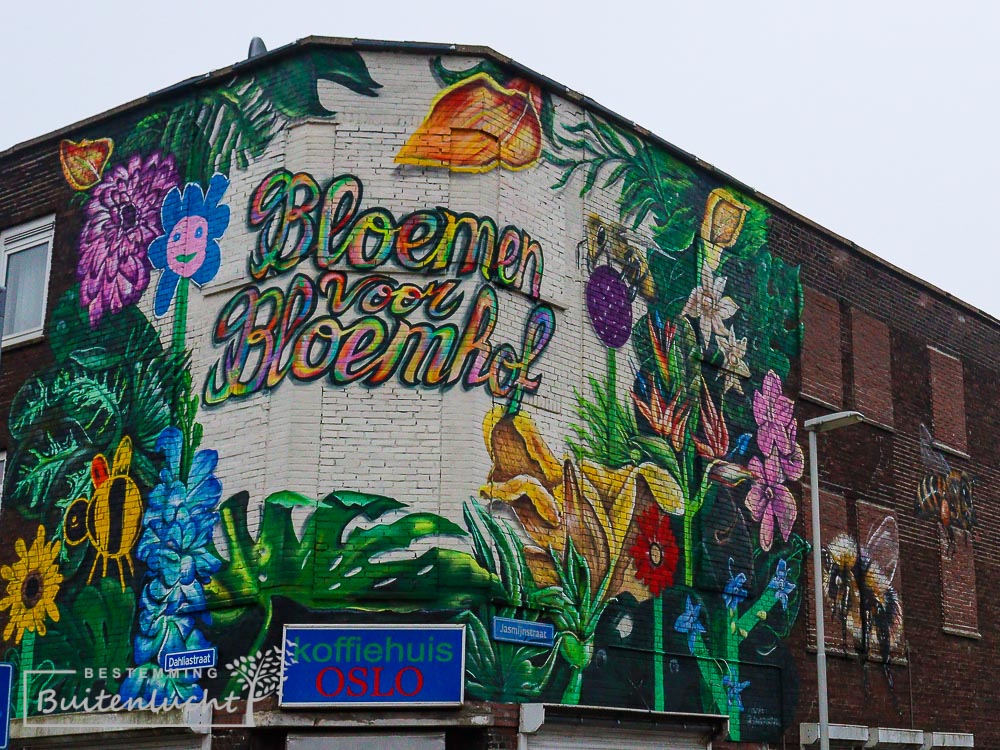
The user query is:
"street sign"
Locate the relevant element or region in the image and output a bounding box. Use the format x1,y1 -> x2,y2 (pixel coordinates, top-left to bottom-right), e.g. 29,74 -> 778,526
0,662 -> 12,750
491,616 -> 555,647
163,647 -> 217,671
280,625 -> 465,708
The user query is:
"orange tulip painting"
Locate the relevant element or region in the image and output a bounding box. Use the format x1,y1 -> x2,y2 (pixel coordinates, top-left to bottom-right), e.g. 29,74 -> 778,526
396,73 -> 543,173
59,138 -> 114,191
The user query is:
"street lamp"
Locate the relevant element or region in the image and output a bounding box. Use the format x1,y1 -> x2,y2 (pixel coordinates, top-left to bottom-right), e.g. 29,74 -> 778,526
804,410 -> 864,750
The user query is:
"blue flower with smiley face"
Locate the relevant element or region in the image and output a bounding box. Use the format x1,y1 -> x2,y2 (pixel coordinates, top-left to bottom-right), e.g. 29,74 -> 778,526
148,173 -> 230,316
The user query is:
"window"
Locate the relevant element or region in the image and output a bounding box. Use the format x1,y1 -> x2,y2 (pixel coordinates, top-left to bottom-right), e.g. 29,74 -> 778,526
1,215 -> 55,347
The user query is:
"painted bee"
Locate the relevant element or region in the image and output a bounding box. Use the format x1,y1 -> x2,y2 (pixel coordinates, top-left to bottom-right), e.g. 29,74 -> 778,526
585,214 -> 655,299
64,436 -> 144,590
915,424 -> 975,554
823,516 -> 902,685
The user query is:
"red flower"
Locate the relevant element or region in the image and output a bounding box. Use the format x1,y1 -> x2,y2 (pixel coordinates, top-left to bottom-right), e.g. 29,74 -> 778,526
629,505 -> 680,595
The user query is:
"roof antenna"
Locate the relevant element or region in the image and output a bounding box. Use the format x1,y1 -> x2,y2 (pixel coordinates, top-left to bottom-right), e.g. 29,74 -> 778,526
247,37 -> 268,59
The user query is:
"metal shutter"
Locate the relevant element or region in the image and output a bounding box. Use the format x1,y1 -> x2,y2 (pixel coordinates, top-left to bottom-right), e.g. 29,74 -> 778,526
527,725 -> 708,750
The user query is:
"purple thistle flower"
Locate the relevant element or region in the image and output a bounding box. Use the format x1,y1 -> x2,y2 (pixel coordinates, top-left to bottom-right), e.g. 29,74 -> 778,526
585,265 -> 632,348
77,152 -> 179,327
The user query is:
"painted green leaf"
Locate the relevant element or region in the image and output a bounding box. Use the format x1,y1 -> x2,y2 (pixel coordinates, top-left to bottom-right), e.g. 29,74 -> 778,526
34,579 -> 136,699
459,608 -> 557,701
210,488 -> 497,614
5,289 -> 177,516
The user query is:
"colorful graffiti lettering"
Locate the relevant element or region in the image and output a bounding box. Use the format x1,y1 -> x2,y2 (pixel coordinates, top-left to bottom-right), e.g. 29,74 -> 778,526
204,271 -> 554,405
203,170 -> 555,408
247,170 -> 545,297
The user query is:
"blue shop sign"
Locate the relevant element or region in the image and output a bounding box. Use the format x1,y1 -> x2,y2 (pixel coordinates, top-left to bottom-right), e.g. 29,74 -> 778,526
491,616 -> 554,647
280,625 -> 465,708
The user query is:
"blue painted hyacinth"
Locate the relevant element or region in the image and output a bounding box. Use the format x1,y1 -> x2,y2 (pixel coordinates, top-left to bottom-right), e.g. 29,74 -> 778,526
120,427 -> 222,703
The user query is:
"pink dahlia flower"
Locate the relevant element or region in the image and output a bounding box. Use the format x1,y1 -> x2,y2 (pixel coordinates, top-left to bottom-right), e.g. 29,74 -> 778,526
77,152 -> 179,327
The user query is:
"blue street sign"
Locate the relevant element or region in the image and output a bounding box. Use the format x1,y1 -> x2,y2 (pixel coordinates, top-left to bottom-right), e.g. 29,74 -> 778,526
280,625 -> 465,708
0,662 -> 12,750
163,647 -> 217,671
491,616 -> 555,647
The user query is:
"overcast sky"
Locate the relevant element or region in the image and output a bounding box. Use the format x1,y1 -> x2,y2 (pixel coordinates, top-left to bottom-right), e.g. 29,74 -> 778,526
4,1 -> 997,317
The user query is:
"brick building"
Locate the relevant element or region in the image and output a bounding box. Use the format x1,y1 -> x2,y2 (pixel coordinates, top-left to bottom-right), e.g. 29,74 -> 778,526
0,37 -> 986,749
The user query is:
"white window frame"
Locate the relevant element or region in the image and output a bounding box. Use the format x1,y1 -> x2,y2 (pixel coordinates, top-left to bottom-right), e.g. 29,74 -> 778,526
1,214 -> 55,348
0,450 -> 5,514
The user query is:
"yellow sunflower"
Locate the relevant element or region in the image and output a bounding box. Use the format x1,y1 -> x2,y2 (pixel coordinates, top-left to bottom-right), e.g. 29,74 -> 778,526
0,526 -> 63,644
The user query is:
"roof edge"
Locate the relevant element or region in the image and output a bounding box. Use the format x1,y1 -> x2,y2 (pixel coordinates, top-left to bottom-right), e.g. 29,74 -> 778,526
3,35 -> 994,329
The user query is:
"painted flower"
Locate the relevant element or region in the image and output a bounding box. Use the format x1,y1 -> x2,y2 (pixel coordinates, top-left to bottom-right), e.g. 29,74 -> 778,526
0,526 -> 62,644
674,596 -> 706,654
700,188 -> 750,270
479,407 -> 683,601
723,560 -> 748,611
127,426 -> 221,700
723,667 -> 751,711
586,265 -> 633,348
717,329 -> 751,395
682,263 -> 738,346
752,370 -> 804,480
768,559 -> 796,612
77,152 -> 179,327
59,137 -> 114,191
633,375 -> 690,452
746,447 -> 797,551
148,173 -> 230,316
135,427 -> 222,618
694,382 -> 729,459
586,214 -> 655,299
629,505 -> 680,596
396,72 -> 542,172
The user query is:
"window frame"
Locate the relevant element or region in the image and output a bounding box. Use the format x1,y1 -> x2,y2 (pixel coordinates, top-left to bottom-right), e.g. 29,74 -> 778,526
1,214 -> 55,348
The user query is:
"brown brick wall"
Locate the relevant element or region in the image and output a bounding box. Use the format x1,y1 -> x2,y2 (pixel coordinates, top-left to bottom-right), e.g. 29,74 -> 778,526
851,310 -> 894,427
802,286 -> 844,407
928,346 -> 968,453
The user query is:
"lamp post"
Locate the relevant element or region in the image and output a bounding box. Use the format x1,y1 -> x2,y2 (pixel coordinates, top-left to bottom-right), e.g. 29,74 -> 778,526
804,410 -> 865,750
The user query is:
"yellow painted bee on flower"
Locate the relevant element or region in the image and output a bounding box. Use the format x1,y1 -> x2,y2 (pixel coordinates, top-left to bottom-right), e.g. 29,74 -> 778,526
64,436 -> 144,590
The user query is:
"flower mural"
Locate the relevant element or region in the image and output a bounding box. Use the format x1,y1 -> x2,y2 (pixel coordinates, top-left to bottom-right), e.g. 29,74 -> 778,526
629,505 -> 680,596
148,174 -> 230,316
59,138 -> 114,191
0,48 -> 810,745
77,152 -> 179,327
480,407 -> 684,597
0,527 -> 62,645
122,427 -> 222,702
682,262 -> 738,347
396,72 -> 543,172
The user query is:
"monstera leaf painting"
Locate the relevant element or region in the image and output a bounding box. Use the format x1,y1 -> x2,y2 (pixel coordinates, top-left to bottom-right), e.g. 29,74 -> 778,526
5,289 -> 177,521
122,49 -> 381,185
209,489 -> 498,637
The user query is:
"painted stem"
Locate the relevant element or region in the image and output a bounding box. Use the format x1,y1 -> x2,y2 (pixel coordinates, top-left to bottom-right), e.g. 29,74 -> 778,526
726,607 -> 742,740
606,346 -> 617,459
171,277 -> 189,360
561,667 -> 583,705
17,629 -> 35,718
654,594 -> 665,711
